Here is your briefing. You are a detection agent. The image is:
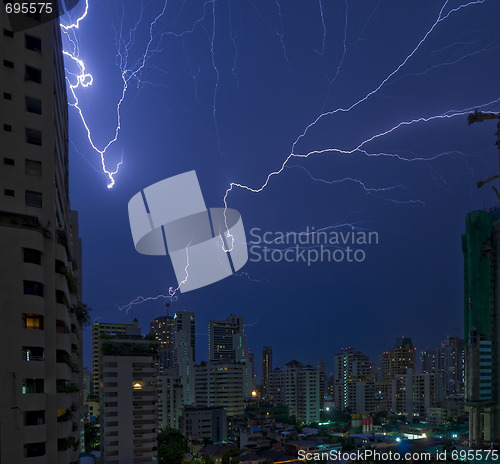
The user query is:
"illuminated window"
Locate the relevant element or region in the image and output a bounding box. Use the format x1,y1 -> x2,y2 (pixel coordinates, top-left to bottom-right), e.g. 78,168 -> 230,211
24,313 -> 43,330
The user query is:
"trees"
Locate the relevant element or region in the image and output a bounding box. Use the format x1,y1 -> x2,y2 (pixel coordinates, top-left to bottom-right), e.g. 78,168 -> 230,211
157,428 -> 187,464
84,422 -> 99,452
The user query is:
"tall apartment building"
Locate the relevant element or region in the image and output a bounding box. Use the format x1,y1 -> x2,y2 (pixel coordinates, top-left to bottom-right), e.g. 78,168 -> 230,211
334,348 -> 371,413
157,369 -> 183,430
99,331 -> 158,463
269,367 -> 284,406
150,314 -> 174,373
92,320 -> 137,397
194,360 -> 246,417
208,314 -> 252,398
390,337 -> 415,376
261,346 -> 272,400
0,12 -> 84,463
318,360 -> 326,412
391,369 -> 443,422
463,209 -> 500,447
281,360 -> 320,424
174,311 -> 196,405
208,314 -> 246,361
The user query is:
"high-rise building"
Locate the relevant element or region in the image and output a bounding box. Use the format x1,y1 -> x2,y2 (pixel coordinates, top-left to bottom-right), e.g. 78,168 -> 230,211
419,347 -> 438,375
462,209 -> 500,447
439,335 -> 464,395
158,369 -> 183,430
174,311 -> 195,405
92,320 -> 137,397
391,369 -> 443,422
318,360 -> 326,412
208,314 -> 252,398
208,314 -> 246,361
150,314 -> 174,373
282,360 -> 320,424
390,337 -> 415,376
269,367 -> 284,406
334,348 -> 371,413
99,330 -> 158,463
261,346 -> 272,400
0,13 -> 84,462
194,360 -> 246,417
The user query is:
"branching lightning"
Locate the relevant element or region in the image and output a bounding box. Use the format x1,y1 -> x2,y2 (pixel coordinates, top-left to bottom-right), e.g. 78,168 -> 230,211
63,0 -> 498,309
61,0 -> 169,188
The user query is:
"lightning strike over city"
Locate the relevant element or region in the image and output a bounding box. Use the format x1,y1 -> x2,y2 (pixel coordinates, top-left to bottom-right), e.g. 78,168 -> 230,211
1,1 -> 500,457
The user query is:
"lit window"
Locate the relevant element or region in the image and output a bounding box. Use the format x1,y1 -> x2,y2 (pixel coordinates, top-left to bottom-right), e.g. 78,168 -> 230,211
24,314 -> 43,330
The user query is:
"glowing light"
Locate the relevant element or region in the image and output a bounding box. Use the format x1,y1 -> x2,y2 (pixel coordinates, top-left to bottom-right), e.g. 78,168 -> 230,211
60,0 -> 169,188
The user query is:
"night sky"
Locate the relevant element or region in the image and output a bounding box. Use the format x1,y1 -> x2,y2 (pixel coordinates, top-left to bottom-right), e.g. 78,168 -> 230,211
62,0 -> 500,375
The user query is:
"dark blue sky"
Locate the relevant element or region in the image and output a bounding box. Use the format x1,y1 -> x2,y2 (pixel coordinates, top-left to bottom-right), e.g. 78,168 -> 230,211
62,0 -> 500,375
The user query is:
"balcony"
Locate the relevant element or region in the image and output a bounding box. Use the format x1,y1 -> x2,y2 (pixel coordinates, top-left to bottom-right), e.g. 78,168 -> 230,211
23,424 -> 46,443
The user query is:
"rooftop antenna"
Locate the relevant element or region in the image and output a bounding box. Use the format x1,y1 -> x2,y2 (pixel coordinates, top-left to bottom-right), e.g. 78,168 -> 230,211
165,302 -> 170,317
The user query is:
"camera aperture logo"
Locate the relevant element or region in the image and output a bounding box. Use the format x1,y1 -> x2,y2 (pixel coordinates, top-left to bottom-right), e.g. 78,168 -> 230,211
248,226 -> 379,266
128,171 -> 248,293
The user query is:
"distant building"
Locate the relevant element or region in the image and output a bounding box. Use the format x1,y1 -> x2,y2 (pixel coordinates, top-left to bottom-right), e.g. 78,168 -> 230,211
83,366 -> 92,401
99,329 -> 158,463
181,406 -> 228,442
391,369 -> 443,422
334,348 -> 371,413
438,335 -> 464,395
462,210 -> 500,447
261,346 -> 272,400
208,315 -> 246,361
195,359 -> 246,417
282,360 -> 320,424
318,361 -> 326,412
390,337 -> 415,376
174,311 -> 196,405
150,314 -> 175,373
92,320 -> 137,397
269,367 -> 284,406
157,369 -> 183,430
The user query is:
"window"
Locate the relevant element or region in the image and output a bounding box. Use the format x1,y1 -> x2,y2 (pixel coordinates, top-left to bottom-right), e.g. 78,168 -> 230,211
4,29 -> 14,38
23,280 -> 44,297
4,60 -> 14,69
25,190 -> 42,207
25,159 -> 42,176
24,248 -> 42,265
22,379 -> 44,394
25,66 -> 41,83
56,320 -> 69,334
4,124 -> 12,132
25,35 -> 41,52
24,442 -> 45,457
4,157 -> 14,165
24,410 -> 45,426
22,346 -> 44,361
25,128 -> 42,146
56,290 -> 68,306
24,314 -> 44,330
4,189 -> 14,197
3,92 -> 11,100
25,96 -> 42,114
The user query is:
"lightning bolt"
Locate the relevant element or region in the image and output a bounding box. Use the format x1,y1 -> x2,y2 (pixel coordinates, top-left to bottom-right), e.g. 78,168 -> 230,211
222,0 -> 491,251
61,0 -> 169,188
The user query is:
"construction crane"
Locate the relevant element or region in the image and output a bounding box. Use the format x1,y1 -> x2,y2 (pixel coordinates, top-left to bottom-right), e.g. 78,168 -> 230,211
468,110 -> 500,201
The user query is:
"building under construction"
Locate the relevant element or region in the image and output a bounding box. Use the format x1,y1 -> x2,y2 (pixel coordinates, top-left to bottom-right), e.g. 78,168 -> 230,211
463,209 -> 500,447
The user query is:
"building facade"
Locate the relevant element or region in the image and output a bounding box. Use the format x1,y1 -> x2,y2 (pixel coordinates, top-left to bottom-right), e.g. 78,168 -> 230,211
92,321 -> 137,397
463,209 -> 500,447
150,315 -> 174,373
0,12 -> 83,463
99,334 -> 158,463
